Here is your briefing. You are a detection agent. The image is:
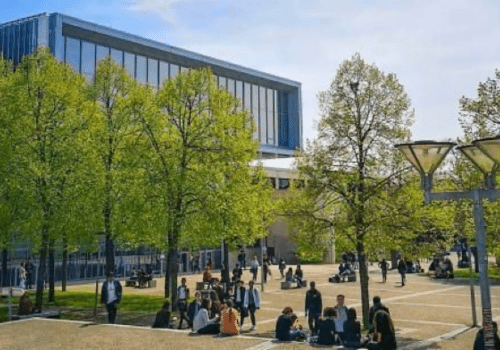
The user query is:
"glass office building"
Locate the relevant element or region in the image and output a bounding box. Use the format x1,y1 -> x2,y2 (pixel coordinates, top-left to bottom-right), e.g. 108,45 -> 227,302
0,12 -> 302,158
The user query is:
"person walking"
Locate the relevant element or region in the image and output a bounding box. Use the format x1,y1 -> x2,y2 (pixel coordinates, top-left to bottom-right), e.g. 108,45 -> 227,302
233,280 -> 247,326
101,272 -> 122,324
243,280 -> 260,331
398,257 -> 407,286
263,255 -> 272,284
278,258 -> 286,279
177,277 -> 190,329
379,258 -> 388,283
25,259 -> 33,290
250,255 -> 259,281
19,263 -> 26,289
305,281 -> 322,335
333,294 -> 348,343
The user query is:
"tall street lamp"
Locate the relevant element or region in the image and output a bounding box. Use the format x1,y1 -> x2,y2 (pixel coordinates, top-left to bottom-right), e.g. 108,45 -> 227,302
396,138 -> 499,350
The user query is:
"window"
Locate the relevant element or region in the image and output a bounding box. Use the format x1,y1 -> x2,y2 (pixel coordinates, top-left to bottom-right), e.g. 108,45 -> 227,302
110,49 -> 123,66
170,64 -> 179,78
124,52 -> 135,78
159,61 -> 168,86
219,76 -> 227,90
259,86 -> 267,143
236,80 -> 243,111
279,179 -> 290,190
147,58 -> 158,87
65,37 -> 80,72
96,45 -> 109,66
274,90 -> 279,145
227,79 -> 235,96
269,178 -> 276,189
252,85 -> 259,140
136,55 -> 147,83
267,88 -> 274,145
180,66 -> 189,74
81,41 -> 95,81
244,82 -> 251,111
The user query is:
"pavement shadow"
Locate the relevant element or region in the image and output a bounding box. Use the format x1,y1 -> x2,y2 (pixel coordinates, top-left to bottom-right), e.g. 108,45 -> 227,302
427,278 -> 500,287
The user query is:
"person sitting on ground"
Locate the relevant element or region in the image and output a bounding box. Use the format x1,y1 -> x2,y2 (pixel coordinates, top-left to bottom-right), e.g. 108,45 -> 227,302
18,291 -> 34,316
285,267 -> 295,282
152,301 -> 172,328
473,321 -> 500,350
343,308 -> 361,348
188,292 -> 202,329
210,290 -> 222,318
294,265 -> 304,287
275,307 -> 303,341
315,307 -> 337,345
334,294 -> 349,343
215,283 -> 225,304
193,298 -> 220,334
130,267 -> 138,281
368,310 -> 397,350
220,300 -> 240,336
369,296 -> 390,333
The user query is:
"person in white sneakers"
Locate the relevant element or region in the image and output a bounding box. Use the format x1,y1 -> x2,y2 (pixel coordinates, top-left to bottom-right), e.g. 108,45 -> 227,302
243,280 -> 260,331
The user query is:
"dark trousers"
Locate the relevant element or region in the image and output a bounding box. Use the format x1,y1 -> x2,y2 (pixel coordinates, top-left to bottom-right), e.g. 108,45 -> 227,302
178,301 -> 189,329
244,305 -> 257,326
308,313 -> 320,334
106,302 -> 117,324
197,323 -> 220,334
251,268 -> 258,281
382,270 -> 387,282
26,274 -> 32,289
400,272 -> 406,285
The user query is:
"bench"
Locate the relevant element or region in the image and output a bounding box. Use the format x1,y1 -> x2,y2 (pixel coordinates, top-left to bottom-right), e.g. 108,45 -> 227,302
196,282 -> 212,291
1,288 -> 25,297
329,274 -> 356,283
148,280 -> 157,288
125,280 -> 136,287
281,280 -> 307,290
11,310 -> 60,321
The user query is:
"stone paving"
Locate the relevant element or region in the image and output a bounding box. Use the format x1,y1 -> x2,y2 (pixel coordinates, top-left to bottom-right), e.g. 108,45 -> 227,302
2,263 -> 498,349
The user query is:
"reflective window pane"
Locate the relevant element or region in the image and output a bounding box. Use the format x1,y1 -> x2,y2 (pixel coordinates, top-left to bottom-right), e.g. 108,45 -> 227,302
159,61 -> 168,85
180,66 -> 189,74
148,58 -> 158,87
110,49 -> 123,66
124,52 -> 135,78
65,37 -> 80,72
274,90 -> 279,145
219,77 -> 227,90
267,88 -> 274,145
259,86 -> 267,143
170,64 -> 179,78
96,45 -> 109,66
227,79 -> 235,96
244,82 -> 251,111
279,178 -> 290,190
81,41 -> 95,81
236,80 -> 243,111
252,85 -> 260,141
136,55 -> 147,83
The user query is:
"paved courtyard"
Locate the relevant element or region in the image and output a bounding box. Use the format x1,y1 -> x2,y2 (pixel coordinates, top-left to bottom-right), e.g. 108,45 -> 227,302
2,263 -> 499,349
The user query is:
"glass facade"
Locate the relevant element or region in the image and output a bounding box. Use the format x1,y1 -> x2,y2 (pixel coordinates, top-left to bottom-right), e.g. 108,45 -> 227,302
81,41 -> 95,81
252,85 -> 259,140
148,58 -> 158,87
259,86 -> 266,142
110,49 -> 123,66
124,52 -> 135,78
65,37 -> 80,72
235,80 -> 243,111
136,55 -> 147,84
170,64 -> 179,78
159,61 -> 168,86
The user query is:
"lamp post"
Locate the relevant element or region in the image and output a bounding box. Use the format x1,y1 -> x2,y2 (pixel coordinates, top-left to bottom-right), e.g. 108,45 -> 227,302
396,138 -> 499,350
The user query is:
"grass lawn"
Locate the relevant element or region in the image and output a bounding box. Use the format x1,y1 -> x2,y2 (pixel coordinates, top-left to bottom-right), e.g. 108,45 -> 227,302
0,290 -> 177,324
454,266 -> 500,281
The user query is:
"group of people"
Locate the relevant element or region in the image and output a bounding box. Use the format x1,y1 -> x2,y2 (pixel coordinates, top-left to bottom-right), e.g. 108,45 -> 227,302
275,281 -> 396,349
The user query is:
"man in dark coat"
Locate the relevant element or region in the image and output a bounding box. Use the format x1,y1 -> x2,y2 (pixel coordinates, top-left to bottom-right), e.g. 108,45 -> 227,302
101,272 -> 122,324
368,296 -> 390,333
398,258 -> 407,286
305,281 -> 322,334
233,280 -> 247,325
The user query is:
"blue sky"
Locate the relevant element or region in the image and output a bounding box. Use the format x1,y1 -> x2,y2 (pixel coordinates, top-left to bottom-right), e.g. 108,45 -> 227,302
2,0 -> 500,145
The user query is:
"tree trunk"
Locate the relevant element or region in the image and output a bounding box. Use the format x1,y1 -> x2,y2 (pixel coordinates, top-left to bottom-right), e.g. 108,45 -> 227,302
105,235 -> 114,276
357,243 -> 370,329
164,234 -> 179,302
62,237 -> 67,292
2,249 -> 7,288
48,243 -> 55,303
36,232 -> 48,311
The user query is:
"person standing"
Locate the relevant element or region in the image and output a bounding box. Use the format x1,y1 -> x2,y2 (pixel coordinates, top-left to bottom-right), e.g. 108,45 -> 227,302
232,263 -> 242,283
278,258 -> 286,279
233,280 -> 247,326
19,263 -> 26,289
101,272 -> 122,324
263,255 -> 272,283
305,281 -> 322,335
398,257 -> 407,286
250,255 -> 259,281
243,280 -> 260,331
333,294 -> 348,343
25,259 -> 33,290
177,277 -> 190,329
379,258 -> 388,283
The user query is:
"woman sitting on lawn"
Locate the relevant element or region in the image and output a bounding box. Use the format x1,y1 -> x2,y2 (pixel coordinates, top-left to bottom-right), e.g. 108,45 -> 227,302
220,300 -> 240,336
152,301 -> 172,328
18,291 -> 34,316
193,299 -> 220,334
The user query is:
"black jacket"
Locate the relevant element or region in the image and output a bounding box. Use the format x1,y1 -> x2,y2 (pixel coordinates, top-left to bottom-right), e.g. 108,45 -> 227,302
275,314 -> 293,341
101,280 -> 122,305
369,304 -> 390,329
305,289 -> 322,315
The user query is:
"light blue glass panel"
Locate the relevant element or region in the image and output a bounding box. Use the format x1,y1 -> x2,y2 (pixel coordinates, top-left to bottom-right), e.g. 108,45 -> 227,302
159,61 -> 168,85
252,85 -> 260,140
147,58 -> 158,87
81,41 -> 95,81
136,55 -> 147,83
170,64 -> 179,78
180,66 -> 189,74
65,37 -> 81,72
124,52 -> 135,78
96,45 -> 109,66
110,49 -> 123,66
236,80 -> 243,111
227,79 -> 235,96
274,90 -> 279,145
267,88 -> 274,145
244,82 -> 251,111
219,77 -> 227,90
259,86 -> 267,143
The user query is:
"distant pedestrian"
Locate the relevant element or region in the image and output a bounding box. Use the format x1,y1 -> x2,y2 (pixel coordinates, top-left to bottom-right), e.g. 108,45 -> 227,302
305,281 -> 322,334
278,258 -> 286,279
250,255 -> 259,281
101,272 -> 122,324
243,280 -> 260,331
398,258 -> 406,286
263,255 -> 271,283
379,259 -> 388,283
19,263 -> 26,289
25,259 -> 33,290
177,278 -> 190,329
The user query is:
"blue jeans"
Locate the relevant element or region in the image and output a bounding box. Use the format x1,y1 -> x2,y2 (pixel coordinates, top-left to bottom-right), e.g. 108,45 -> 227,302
290,329 -> 302,341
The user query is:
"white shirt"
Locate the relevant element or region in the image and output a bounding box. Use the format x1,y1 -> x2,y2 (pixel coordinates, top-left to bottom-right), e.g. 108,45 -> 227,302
192,308 -> 217,332
236,288 -> 242,302
334,306 -> 348,332
178,286 -> 187,300
107,281 -> 117,304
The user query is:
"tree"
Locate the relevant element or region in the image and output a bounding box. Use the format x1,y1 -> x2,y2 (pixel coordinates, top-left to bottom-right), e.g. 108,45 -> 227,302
287,53 -> 414,327
1,49 -> 93,308
131,68 -> 272,300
